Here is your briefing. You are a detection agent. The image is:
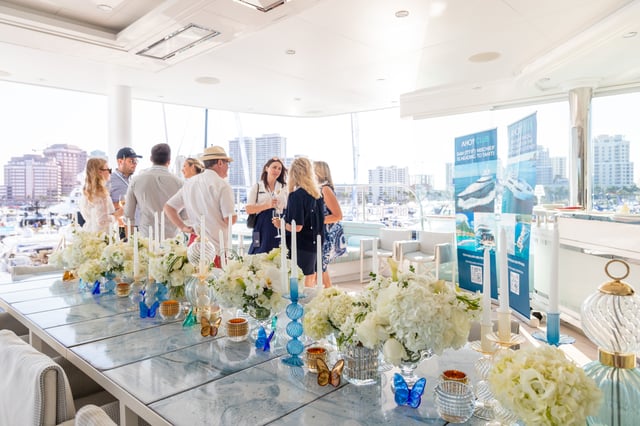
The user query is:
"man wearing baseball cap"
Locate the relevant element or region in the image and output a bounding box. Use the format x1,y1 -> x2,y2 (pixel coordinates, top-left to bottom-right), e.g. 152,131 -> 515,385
164,146 -> 237,267
110,147 -> 142,238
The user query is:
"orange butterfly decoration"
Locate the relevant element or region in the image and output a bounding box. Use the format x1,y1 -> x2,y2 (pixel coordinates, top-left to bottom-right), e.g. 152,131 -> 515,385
316,358 -> 344,387
200,316 -> 222,337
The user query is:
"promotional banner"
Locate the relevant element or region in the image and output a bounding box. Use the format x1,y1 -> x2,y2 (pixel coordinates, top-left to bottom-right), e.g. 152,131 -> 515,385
454,129 -> 498,298
501,113 -> 537,318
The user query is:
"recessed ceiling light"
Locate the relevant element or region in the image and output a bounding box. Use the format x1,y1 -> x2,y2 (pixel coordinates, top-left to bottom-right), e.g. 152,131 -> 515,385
472,86 -> 482,90
468,51 -> 501,63
195,76 -> 220,85
0,70 -> 11,77
376,78 -> 386,82
395,10 -> 409,18
285,49 -> 296,55
623,31 -> 637,38
293,97 -> 301,101
96,4 -> 112,12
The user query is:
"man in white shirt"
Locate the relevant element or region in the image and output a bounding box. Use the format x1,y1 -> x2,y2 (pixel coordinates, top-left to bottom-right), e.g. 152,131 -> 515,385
164,146 -> 237,267
124,143 -> 183,239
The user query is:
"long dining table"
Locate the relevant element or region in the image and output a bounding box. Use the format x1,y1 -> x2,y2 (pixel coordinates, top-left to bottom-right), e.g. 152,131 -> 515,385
0,272 -> 488,426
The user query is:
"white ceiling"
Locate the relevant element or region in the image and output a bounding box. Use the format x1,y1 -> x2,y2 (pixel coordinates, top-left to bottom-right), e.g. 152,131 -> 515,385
0,0 -> 639,118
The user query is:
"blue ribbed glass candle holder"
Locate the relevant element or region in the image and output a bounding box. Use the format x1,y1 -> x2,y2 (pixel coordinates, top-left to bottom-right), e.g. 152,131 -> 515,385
282,278 -> 304,366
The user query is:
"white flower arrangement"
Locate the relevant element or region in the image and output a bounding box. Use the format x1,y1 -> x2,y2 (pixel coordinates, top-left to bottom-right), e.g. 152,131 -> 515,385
376,270 -> 481,365
148,236 -> 194,297
209,248 -> 288,315
303,287 -> 358,345
488,345 -> 602,426
303,260 -> 481,365
100,241 -> 130,277
49,228 -> 108,273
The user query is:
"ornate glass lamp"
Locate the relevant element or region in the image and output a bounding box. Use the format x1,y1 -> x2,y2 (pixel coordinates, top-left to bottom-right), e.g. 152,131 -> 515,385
581,259 -> 640,426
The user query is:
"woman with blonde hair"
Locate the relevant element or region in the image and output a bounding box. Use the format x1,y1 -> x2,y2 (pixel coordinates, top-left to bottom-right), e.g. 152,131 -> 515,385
273,157 -> 324,287
314,161 -> 345,288
80,157 -> 122,233
182,157 -> 204,179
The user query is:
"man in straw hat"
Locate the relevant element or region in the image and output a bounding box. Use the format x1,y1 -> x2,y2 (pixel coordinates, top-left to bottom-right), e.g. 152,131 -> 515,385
164,146 -> 237,267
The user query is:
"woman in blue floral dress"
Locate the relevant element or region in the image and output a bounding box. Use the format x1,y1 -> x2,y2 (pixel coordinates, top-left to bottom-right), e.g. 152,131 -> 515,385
314,161 -> 346,287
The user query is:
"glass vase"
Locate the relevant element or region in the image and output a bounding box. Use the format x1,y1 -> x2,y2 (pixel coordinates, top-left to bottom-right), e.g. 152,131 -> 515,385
342,343 -> 379,385
393,349 -> 432,389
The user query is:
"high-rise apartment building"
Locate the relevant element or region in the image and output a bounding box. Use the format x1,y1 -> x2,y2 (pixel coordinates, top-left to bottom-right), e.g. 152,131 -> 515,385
368,165 -> 410,203
228,133 -> 286,189
42,144 -> 87,196
592,134 -> 634,187
3,154 -> 60,204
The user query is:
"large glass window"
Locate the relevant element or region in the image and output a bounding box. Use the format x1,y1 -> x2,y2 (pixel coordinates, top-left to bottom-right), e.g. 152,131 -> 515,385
591,91 -> 640,212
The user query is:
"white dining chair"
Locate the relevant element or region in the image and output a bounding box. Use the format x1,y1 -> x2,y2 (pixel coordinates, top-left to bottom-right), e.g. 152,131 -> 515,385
396,231 -> 455,274
359,228 -> 413,282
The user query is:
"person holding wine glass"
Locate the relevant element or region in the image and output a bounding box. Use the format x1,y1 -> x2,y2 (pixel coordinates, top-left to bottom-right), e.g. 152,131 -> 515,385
246,157 -> 288,254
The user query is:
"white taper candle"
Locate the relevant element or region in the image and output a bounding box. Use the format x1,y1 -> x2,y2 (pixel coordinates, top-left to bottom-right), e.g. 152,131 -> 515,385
482,246 -> 492,325
549,222 -> 559,313
317,234 -> 323,288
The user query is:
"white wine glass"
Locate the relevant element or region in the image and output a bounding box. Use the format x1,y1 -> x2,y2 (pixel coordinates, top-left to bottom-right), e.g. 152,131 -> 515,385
272,189 -> 282,239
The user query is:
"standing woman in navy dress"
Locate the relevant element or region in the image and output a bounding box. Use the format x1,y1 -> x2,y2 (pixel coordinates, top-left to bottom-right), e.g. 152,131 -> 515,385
246,157 -> 288,254
273,157 -> 324,288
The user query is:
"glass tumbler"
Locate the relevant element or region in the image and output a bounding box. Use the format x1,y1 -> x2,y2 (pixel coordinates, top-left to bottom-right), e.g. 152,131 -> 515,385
434,380 -> 476,423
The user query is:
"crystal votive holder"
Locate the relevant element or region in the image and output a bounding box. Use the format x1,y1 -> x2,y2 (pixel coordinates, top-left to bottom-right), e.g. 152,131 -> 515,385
226,317 -> 249,342
305,347 -> 328,373
115,282 -> 131,298
434,381 -> 475,424
159,300 -> 181,320
441,369 -> 469,384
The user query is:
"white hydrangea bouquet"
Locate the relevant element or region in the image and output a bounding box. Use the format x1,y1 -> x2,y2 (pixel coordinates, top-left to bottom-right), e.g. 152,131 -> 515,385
488,345 -> 602,426
209,248 -> 288,315
367,261 -> 481,366
148,236 -> 194,298
49,229 -> 109,283
303,287 -> 359,346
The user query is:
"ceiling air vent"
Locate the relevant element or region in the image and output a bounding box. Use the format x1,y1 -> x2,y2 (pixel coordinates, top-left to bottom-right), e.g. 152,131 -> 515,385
234,0 -> 288,13
136,24 -> 220,60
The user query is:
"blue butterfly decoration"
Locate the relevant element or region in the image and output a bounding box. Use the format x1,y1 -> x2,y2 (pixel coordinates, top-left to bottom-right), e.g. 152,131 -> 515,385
139,300 -> 160,318
393,373 -> 426,408
255,326 -> 275,352
91,280 -> 101,295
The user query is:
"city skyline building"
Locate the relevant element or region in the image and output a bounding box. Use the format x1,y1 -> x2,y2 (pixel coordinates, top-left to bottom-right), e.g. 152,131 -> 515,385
42,144 -> 87,196
3,154 -> 60,204
368,165 -> 410,203
592,134 -> 634,187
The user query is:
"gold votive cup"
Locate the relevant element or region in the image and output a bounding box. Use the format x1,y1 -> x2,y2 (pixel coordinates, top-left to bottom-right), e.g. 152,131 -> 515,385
115,282 -> 131,297
159,300 -> 181,320
226,317 -> 249,342
305,346 -> 328,373
441,369 -> 469,384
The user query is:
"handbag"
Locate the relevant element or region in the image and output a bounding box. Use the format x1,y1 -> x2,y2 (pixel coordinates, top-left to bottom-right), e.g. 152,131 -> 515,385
246,183 -> 259,229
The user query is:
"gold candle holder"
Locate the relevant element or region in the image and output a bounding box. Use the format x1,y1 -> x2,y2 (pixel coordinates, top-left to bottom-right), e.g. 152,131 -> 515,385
305,347 -> 328,373
159,300 -> 181,320
115,282 -> 131,297
226,317 -> 249,342
441,369 -> 469,384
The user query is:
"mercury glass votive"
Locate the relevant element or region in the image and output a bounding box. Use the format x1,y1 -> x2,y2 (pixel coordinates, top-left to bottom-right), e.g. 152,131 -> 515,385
159,300 -> 181,320
305,347 -> 328,373
116,282 -> 131,297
